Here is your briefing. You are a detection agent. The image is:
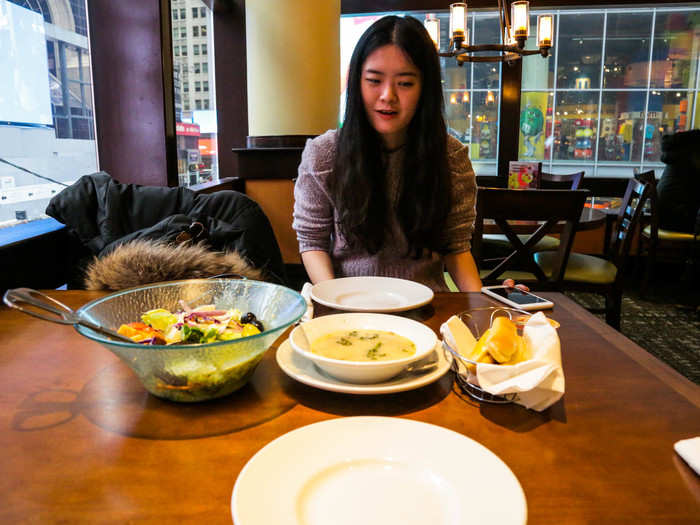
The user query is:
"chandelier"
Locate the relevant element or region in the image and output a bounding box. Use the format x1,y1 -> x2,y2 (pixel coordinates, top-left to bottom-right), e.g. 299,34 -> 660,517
423,1 -> 553,64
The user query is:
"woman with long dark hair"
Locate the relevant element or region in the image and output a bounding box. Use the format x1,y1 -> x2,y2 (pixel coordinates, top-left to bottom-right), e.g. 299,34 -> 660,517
293,15 -> 482,291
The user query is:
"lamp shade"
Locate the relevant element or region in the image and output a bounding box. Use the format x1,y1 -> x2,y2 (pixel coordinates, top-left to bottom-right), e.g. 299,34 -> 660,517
450,3 -> 467,39
511,1 -> 529,38
537,14 -> 553,47
424,14 -> 440,50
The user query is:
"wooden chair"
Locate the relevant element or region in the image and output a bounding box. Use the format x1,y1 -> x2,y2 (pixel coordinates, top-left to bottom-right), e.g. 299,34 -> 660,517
535,176 -> 653,329
473,188 -> 589,290
540,170 -> 585,190
483,170 -> 585,253
636,170 -> 699,296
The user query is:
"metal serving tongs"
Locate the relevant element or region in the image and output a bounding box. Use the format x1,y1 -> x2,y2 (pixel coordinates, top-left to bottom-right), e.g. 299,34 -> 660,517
3,288 -> 135,343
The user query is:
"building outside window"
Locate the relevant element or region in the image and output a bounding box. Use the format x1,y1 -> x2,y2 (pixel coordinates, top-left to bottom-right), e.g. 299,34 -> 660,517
170,0 -> 218,186
0,0 -> 98,229
518,7 -> 700,177
342,6 -> 699,178
179,8 -> 185,19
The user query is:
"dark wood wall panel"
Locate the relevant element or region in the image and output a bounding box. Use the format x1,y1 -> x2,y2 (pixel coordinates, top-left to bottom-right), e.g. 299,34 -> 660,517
213,0 -> 248,179
88,0 -> 170,186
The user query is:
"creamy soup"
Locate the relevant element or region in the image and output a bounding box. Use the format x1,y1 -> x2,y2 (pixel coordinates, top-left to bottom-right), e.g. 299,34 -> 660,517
311,330 -> 416,361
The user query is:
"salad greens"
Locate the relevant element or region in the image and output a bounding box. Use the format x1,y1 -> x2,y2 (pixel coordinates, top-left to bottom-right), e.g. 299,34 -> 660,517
117,304 -> 264,345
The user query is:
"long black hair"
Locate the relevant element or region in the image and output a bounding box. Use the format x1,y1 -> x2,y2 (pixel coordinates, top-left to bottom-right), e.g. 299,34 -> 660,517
331,15 -> 451,257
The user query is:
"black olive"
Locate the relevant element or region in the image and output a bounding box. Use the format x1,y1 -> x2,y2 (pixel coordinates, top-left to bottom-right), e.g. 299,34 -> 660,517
252,320 -> 264,332
241,312 -> 256,324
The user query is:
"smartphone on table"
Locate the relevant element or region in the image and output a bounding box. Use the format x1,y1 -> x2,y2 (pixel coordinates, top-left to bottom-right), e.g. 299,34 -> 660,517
480,285 -> 554,311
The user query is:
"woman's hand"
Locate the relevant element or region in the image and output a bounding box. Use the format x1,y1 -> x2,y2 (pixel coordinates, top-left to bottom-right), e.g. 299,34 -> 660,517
502,278 -> 529,293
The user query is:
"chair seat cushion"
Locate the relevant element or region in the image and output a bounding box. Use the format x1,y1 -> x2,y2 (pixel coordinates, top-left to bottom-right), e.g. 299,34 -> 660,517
483,234 -> 560,251
479,269 -> 539,281
641,225 -> 696,242
535,251 -> 617,284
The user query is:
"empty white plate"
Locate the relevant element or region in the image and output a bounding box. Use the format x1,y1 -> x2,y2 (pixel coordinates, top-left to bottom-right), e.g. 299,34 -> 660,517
232,417 -> 527,525
310,276 -> 434,312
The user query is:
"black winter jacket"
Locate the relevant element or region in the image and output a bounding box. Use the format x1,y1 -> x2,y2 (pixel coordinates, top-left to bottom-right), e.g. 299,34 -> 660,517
657,130 -> 700,234
46,172 -> 286,287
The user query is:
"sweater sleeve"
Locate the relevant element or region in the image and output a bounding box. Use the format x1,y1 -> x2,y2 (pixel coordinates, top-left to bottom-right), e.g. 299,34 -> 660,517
292,136 -> 336,254
444,138 -> 477,253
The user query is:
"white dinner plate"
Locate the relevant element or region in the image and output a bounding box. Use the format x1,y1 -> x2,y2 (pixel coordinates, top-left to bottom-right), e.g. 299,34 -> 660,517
232,417 -> 527,525
276,338 -> 452,394
310,276 -> 434,312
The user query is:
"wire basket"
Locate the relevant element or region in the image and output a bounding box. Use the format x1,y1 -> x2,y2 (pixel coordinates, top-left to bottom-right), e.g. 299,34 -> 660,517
443,306 -> 535,404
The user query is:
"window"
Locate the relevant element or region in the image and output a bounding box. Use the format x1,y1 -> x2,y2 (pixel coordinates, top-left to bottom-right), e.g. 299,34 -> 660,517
172,28 -> 178,40
0,0 -> 97,231
518,6 -> 700,177
179,8 -> 185,19
180,27 -> 186,38
171,1 -> 219,186
174,46 -> 179,57
173,10 -> 178,20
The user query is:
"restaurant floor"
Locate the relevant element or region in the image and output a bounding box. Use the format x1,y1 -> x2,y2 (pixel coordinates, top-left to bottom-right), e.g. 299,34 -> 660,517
565,262 -> 700,385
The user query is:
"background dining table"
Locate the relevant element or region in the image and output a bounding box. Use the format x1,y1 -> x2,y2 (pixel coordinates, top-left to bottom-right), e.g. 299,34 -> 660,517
1,289 -> 698,524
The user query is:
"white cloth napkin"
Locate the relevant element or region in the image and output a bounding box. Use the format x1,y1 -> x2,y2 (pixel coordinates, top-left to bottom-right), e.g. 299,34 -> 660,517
440,312 -> 565,411
300,282 -> 314,322
674,437 -> 700,475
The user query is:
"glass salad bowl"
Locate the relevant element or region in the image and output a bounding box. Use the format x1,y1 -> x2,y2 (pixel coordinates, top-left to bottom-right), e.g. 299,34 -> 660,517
5,279 -> 306,402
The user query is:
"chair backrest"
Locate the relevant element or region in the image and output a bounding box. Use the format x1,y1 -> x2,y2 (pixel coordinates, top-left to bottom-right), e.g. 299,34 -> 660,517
609,174 -> 654,274
473,188 -> 589,288
540,171 -> 585,190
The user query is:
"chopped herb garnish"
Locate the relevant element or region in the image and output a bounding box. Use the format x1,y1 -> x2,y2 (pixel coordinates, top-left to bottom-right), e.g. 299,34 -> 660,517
337,337 -> 352,346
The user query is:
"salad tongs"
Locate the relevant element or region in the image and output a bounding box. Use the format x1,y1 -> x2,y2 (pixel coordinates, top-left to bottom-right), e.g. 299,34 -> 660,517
3,288 -> 135,343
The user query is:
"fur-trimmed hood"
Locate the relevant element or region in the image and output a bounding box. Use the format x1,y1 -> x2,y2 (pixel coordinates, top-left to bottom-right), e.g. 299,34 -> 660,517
84,240 -> 264,290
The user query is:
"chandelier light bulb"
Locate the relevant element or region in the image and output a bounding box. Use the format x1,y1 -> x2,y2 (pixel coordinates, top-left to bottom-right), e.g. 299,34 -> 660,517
537,14 -> 553,48
424,14 -> 440,50
449,3 -> 467,39
511,1 -> 530,39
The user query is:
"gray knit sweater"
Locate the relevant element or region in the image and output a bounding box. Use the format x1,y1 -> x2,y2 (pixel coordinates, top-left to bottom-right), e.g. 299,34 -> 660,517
292,129 -> 477,291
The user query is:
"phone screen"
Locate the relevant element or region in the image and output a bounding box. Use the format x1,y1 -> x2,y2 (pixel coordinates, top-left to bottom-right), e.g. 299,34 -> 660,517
488,287 -> 549,305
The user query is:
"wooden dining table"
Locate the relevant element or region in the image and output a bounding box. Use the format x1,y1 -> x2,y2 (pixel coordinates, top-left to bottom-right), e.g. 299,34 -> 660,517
1,290 -> 699,524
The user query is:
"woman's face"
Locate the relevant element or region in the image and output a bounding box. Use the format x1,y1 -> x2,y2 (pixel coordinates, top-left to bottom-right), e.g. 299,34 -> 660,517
360,44 -> 422,150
